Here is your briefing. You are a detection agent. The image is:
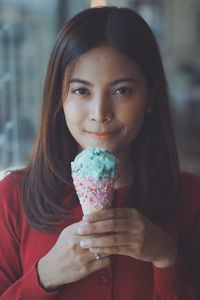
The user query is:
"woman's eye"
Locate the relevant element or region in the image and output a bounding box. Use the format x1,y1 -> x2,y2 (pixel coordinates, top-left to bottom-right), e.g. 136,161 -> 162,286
112,87 -> 132,96
72,87 -> 89,95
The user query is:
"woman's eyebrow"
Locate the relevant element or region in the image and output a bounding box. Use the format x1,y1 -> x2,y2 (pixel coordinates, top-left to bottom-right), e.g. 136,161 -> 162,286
110,77 -> 137,86
69,78 -> 92,85
69,77 -> 137,86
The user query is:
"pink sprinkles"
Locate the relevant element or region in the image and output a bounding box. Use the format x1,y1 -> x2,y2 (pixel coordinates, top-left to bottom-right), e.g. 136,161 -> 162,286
73,177 -> 114,214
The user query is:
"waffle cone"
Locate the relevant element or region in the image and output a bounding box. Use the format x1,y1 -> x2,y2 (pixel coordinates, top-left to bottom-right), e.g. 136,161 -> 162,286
73,177 -> 114,215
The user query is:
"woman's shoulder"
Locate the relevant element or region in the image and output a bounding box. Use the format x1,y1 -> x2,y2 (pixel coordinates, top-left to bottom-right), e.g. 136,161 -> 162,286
0,169 -> 27,242
0,168 -> 24,188
0,169 -> 25,209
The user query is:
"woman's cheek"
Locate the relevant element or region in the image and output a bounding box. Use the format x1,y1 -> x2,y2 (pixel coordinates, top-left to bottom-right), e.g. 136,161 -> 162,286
63,102 -> 83,123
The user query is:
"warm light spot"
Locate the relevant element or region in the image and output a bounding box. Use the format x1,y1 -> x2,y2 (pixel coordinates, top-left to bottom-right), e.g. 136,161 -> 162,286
90,0 -> 107,7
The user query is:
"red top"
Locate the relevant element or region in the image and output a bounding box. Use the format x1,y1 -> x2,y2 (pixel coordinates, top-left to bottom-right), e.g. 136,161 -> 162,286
0,171 -> 199,300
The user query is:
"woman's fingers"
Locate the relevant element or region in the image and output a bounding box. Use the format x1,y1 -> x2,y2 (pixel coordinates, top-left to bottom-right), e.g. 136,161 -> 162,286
89,246 -> 132,257
78,214 -> 144,237
82,207 -> 137,223
78,218 -> 134,235
78,208 -> 177,268
80,232 -> 140,249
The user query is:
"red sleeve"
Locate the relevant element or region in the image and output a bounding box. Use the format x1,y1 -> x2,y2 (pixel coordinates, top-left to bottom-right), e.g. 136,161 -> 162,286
153,253 -> 197,299
152,173 -> 200,299
0,174 -> 59,300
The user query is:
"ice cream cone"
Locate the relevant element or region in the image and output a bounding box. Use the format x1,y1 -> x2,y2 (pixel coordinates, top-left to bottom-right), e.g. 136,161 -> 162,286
71,147 -> 118,215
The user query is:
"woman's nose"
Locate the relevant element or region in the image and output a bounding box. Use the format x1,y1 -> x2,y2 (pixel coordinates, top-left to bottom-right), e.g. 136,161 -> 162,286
89,93 -> 113,123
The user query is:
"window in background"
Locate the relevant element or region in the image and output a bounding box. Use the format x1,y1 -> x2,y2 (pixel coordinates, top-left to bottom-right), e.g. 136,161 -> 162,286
133,1 -> 164,42
0,0 -> 58,177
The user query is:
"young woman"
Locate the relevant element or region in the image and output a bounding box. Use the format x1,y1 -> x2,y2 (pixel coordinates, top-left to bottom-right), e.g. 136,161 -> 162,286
0,6 -> 199,300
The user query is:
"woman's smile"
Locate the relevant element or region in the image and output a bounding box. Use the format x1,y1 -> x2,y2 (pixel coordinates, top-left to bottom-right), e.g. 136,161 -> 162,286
85,130 -> 119,140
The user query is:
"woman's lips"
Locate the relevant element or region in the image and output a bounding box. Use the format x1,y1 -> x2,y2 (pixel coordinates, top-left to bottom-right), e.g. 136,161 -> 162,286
87,131 -> 117,140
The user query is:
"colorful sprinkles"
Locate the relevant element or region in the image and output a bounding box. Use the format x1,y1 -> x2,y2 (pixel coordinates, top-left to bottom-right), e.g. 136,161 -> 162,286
73,177 -> 115,215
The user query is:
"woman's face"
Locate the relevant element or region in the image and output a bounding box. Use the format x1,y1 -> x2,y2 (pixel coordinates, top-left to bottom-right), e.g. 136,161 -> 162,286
63,45 -> 152,157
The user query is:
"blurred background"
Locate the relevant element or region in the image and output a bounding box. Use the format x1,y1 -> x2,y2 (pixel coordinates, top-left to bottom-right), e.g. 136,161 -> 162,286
0,0 -> 200,178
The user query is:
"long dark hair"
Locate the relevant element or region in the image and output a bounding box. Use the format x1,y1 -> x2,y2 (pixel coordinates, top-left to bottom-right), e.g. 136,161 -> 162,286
22,7 -> 180,230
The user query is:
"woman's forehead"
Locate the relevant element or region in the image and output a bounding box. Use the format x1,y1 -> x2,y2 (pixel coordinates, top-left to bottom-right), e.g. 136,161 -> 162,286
69,46 -> 143,79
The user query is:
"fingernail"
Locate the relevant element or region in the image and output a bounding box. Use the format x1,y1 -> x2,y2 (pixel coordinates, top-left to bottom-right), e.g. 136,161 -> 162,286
80,240 -> 91,248
78,225 -> 89,234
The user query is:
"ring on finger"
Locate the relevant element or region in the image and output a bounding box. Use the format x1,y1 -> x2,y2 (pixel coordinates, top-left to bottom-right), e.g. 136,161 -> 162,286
95,252 -> 101,260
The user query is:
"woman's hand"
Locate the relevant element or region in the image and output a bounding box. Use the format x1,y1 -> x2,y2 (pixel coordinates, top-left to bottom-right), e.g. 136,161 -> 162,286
37,221 -> 112,290
78,208 -> 178,268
